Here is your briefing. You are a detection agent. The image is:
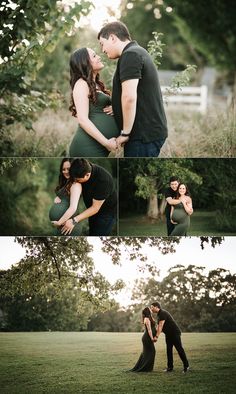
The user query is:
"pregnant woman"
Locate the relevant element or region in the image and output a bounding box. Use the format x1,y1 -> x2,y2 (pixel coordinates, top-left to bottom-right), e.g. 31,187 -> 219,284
49,158 -> 82,235
130,307 -> 157,372
170,183 -> 193,236
69,47 -> 119,157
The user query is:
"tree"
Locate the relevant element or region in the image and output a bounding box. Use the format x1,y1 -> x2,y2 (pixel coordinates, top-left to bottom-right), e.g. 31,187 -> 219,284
120,0 -> 205,71
131,264 -> 236,332
119,159 -> 202,219
0,0 -> 92,155
165,0 -> 236,99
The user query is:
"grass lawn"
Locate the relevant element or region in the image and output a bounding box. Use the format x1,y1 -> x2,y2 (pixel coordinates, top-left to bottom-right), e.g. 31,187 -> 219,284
0,332 -> 235,393
118,211 -> 235,236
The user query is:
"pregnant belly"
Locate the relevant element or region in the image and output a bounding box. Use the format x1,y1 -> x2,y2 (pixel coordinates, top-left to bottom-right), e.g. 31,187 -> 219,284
172,209 -> 187,224
89,113 -> 119,138
49,200 -> 69,221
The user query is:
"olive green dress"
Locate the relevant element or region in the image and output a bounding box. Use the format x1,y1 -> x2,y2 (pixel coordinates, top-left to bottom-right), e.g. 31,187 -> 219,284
69,92 -> 120,157
170,202 -> 190,236
130,321 -> 157,372
49,185 -> 81,235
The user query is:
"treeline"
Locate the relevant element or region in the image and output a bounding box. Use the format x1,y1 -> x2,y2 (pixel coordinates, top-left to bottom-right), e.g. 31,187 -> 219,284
1,264 -> 235,332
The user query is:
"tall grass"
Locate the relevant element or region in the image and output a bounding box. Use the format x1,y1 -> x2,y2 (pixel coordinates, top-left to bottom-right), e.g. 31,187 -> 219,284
9,106 -> 236,157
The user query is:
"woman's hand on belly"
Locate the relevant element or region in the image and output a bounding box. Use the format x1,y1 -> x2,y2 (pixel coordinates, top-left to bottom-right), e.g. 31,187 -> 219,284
103,105 -> 114,116
54,196 -> 61,204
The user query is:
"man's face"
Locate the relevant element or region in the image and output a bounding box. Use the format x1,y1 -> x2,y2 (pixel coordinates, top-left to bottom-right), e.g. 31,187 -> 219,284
150,305 -> 158,313
74,173 -> 90,183
170,181 -> 179,191
99,35 -> 119,59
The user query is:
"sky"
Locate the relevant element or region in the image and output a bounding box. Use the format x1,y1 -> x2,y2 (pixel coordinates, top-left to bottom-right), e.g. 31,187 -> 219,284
0,237 -> 235,307
74,0 -> 122,32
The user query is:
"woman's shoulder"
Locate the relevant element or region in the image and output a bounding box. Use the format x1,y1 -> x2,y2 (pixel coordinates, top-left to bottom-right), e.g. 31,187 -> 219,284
73,78 -> 89,92
71,182 -> 82,191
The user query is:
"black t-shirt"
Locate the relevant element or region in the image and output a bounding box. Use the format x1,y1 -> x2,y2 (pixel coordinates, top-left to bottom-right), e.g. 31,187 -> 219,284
112,41 -> 168,143
165,187 -> 177,216
82,164 -> 117,215
157,309 -> 181,336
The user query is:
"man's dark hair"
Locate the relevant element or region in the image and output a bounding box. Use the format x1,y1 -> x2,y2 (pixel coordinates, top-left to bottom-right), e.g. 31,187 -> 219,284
97,21 -> 131,41
69,158 -> 92,179
169,176 -> 179,183
151,301 -> 161,309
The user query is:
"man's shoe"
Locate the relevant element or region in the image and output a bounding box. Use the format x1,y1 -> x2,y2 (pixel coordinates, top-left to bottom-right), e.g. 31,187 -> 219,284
183,367 -> 190,373
163,368 -> 173,372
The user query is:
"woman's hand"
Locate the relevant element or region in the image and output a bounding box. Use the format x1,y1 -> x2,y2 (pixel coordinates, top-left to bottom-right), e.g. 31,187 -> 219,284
103,105 -> 113,116
54,196 -> 61,204
171,219 -> 178,224
51,221 -> 61,227
106,137 -> 118,152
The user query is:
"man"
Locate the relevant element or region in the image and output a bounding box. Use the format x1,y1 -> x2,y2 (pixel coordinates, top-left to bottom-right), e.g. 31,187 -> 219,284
165,176 -> 180,236
61,159 -> 117,236
151,301 -> 189,373
98,21 -> 168,157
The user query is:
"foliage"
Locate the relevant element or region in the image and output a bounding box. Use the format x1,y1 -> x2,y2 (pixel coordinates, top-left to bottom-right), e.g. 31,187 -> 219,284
131,264 -> 236,332
120,0 -> 205,70
147,31 -> 165,68
0,0 -> 92,155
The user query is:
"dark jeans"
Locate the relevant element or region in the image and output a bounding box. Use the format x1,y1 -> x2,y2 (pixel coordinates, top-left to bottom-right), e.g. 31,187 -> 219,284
124,137 -> 166,157
166,334 -> 189,369
88,212 -> 116,236
166,212 -> 175,236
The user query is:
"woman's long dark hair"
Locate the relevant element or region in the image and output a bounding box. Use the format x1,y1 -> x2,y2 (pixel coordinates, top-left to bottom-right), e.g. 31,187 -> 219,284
69,47 -> 110,117
176,183 -> 191,198
55,158 -> 72,192
142,307 -> 155,324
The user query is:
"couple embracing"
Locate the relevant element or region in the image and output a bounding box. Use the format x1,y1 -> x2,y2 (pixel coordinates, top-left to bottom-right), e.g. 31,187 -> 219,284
130,302 -> 189,374
69,21 -> 167,158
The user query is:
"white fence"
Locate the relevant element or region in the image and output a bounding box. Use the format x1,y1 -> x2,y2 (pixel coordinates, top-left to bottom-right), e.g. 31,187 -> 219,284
161,85 -> 208,114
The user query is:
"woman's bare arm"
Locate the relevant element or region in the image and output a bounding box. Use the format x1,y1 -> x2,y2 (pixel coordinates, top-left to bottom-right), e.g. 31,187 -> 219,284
73,79 -> 116,151
54,183 -> 82,226
144,318 -> 154,341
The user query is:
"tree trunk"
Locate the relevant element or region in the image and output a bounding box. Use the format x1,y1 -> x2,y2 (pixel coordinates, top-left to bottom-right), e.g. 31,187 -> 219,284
147,192 -> 159,219
160,197 -> 167,216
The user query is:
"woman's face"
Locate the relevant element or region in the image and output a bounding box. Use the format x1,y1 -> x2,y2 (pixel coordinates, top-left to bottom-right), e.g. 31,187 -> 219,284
62,161 -> 71,179
178,184 -> 187,195
87,48 -> 104,72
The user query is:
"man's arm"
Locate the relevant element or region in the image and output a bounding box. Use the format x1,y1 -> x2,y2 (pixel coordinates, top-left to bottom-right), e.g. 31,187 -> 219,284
61,198 -> 105,235
156,320 -> 165,338
166,197 -> 180,206
116,79 -> 139,148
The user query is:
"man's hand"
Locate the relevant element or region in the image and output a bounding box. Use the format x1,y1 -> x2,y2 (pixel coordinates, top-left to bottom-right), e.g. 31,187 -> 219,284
116,135 -> 129,149
61,219 -> 75,235
153,336 -> 157,342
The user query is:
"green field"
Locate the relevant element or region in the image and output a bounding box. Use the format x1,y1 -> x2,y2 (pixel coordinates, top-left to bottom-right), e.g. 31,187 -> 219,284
0,332 -> 235,393
119,211 -> 235,236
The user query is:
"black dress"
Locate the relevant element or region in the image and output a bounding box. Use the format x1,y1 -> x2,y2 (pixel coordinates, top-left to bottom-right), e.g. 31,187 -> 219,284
130,320 -> 157,372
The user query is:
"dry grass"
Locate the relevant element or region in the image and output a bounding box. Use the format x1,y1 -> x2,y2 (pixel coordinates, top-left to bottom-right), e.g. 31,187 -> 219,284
160,107 -> 236,158
10,106 -> 236,158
